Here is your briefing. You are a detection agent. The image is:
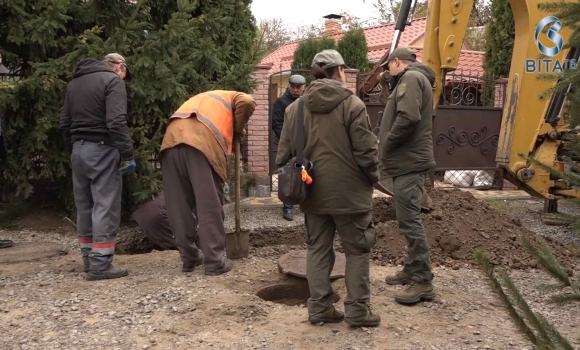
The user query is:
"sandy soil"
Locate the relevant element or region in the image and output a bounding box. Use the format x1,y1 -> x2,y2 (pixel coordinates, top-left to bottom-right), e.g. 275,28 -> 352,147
1,193 -> 579,350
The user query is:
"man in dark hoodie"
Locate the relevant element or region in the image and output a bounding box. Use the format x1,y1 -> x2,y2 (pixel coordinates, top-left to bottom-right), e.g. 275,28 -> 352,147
60,53 -> 135,281
272,74 -> 306,221
378,47 -> 437,304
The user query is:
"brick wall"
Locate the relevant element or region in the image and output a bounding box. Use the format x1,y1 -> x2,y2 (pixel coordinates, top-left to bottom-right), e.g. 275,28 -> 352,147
494,78 -> 508,108
246,64 -> 272,176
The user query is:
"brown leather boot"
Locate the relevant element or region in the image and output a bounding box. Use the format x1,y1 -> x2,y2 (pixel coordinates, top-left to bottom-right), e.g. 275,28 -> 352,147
308,305 -> 345,324
385,270 -> 413,285
394,281 -> 435,305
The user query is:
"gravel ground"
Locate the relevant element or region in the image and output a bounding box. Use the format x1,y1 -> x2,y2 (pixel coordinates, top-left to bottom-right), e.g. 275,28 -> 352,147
224,206 -> 304,232
494,198 -> 580,246
1,195 -> 579,349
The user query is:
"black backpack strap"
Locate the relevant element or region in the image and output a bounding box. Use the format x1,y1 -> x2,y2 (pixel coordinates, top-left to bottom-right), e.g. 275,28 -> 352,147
294,97 -> 306,166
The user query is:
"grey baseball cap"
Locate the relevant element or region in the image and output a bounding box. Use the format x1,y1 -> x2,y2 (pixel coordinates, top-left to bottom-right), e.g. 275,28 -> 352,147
289,74 -> 306,85
381,47 -> 417,68
312,49 -> 350,69
103,53 -> 131,80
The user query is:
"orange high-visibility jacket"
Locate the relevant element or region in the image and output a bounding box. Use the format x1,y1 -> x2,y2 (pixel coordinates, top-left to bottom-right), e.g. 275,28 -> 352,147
168,90 -> 235,156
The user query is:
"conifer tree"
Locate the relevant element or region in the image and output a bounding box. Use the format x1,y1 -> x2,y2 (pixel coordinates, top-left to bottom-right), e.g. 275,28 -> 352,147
291,37 -> 336,73
336,28 -> 370,74
0,0 -> 259,213
481,0 -> 515,106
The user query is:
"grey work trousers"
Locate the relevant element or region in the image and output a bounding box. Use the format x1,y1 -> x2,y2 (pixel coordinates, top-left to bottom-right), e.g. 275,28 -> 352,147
305,211 -> 376,319
393,170 -> 434,282
161,144 -> 226,270
71,140 -> 122,271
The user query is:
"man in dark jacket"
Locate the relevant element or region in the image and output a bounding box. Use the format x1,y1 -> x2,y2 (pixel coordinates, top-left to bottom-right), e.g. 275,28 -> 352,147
378,47 -> 437,304
60,53 -> 136,281
272,75 -> 306,221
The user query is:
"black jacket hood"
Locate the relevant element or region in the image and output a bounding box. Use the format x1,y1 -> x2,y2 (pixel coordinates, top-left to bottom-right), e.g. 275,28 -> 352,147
72,58 -> 116,79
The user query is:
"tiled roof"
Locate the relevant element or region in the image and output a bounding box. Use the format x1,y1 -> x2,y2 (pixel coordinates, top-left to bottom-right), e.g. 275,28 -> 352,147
411,47 -> 485,77
261,17 -> 484,76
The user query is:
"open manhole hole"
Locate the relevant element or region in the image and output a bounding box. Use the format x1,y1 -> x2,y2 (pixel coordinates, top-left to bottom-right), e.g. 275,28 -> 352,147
254,278 -> 340,307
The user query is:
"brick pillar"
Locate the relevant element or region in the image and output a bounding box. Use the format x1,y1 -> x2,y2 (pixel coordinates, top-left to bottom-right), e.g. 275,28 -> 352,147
344,69 -> 360,94
246,64 -> 272,182
494,78 -> 508,108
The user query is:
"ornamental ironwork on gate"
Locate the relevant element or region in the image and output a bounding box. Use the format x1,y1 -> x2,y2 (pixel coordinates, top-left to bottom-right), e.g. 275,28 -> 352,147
357,70 -> 510,190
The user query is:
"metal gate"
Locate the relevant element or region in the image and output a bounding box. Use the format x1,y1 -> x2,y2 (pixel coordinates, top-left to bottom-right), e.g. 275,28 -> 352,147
358,70 -> 509,190
267,69 -> 508,192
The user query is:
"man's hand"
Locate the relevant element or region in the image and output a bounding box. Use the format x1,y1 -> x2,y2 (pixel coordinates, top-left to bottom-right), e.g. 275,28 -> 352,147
120,159 -> 136,175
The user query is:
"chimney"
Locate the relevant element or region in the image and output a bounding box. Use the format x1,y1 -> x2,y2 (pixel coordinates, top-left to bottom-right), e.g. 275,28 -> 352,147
323,14 -> 343,37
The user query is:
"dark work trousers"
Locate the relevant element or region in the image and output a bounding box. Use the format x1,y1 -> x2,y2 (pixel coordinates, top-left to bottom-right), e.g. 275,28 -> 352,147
274,135 -> 293,211
393,170 -> 434,282
305,211 -> 376,319
71,140 -> 122,271
131,191 -> 202,251
161,144 -> 226,270
131,191 -> 178,251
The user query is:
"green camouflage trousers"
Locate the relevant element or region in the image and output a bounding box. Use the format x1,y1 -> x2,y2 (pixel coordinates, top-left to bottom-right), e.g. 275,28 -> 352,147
393,170 -> 433,282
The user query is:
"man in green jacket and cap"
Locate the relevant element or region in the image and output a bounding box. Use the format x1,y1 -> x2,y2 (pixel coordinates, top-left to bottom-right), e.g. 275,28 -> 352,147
378,47 -> 437,305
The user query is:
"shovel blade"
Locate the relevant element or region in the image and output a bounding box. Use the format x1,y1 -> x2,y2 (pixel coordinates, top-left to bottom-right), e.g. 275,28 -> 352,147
225,231 -> 249,259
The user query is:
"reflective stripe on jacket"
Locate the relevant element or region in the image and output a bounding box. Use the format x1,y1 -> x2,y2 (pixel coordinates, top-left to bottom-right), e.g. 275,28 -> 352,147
169,90 -> 235,156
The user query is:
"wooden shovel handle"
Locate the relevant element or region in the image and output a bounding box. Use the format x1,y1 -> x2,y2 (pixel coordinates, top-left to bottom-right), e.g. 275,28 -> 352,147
234,135 -> 241,232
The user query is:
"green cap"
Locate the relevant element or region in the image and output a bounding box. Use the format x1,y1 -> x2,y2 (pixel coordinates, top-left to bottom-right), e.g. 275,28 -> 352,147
380,47 -> 417,68
312,49 -> 350,69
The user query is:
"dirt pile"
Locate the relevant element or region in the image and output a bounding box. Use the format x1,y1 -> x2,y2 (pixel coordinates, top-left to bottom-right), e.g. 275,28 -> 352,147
370,189 -> 579,273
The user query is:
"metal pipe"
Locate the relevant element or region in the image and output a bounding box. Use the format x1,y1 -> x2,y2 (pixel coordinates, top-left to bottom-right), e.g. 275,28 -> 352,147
388,0 -> 417,56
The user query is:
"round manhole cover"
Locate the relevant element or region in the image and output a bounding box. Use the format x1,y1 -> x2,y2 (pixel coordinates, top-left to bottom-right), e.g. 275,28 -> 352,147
278,250 -> 346,280
0,242 -> 67,264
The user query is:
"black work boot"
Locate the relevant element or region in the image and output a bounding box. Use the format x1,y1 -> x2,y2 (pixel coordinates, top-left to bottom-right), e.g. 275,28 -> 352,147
345,307 -> 381,327
283,208 -> 293,221
0,239 -> 14,249
205,259 -> 233,276
182,252 -> 205,272
83,257 -> 90,273
308,305 -> 345,324
385,270 -> 413,286
86,265 -> 129,281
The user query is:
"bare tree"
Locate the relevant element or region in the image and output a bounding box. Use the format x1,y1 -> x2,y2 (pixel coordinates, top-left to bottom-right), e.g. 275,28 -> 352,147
256,18 -> 293,57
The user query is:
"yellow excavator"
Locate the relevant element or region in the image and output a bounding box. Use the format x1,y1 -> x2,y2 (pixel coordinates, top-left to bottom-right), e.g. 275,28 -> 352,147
379,0 -> 579,212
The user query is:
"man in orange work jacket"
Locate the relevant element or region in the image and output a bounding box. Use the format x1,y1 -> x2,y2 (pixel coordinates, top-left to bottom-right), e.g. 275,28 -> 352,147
160,90 -> 256,276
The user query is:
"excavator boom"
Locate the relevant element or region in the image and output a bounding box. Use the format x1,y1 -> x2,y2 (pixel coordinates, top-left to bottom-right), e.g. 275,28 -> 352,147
393,0 -> 579,202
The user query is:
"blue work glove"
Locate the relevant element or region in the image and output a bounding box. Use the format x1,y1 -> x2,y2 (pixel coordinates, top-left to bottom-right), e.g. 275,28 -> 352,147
120,159 -> 136,175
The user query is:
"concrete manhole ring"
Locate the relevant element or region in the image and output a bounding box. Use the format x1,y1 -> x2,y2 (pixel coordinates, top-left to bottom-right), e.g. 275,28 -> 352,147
278,250 -> 346,280
0,242 -> 67,264
254,278 -> 340,306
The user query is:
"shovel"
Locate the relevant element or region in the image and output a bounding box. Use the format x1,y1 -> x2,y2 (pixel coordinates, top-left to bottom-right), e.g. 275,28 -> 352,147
225,136 -> 249,259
